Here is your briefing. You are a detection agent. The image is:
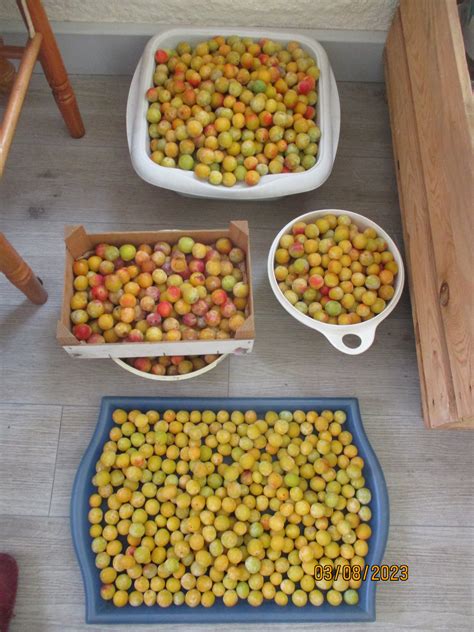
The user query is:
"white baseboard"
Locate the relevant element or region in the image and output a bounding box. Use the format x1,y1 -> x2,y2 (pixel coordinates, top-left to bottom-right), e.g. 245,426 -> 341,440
1,20 -> 386,82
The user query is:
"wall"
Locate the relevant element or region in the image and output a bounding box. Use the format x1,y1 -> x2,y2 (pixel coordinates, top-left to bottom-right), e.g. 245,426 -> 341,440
0,0 -> 397,30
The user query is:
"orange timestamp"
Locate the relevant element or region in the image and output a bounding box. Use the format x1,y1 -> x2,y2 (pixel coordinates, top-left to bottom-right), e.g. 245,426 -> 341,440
314,564 -> 409,582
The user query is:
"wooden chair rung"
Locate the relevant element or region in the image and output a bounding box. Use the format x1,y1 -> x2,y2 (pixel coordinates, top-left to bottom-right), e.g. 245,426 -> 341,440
0,45 -> 26,60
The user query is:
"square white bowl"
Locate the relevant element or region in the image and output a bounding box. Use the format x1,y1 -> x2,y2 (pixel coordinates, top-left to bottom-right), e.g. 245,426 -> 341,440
127,28 -> 340,200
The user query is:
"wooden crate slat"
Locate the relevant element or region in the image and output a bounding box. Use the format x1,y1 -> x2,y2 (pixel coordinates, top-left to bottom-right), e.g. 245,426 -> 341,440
384,9 -> 458,427
399,0 -> 473,423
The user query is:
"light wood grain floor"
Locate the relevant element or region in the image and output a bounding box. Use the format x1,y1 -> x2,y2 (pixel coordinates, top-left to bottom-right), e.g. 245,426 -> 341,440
0,76 -> 472,632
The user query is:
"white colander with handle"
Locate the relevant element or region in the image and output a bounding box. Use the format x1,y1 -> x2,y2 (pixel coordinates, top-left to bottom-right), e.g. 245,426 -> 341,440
268,209 -> 405,355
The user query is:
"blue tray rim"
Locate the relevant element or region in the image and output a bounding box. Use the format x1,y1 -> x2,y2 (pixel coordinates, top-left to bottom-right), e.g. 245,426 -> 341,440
71,396 -> 389,624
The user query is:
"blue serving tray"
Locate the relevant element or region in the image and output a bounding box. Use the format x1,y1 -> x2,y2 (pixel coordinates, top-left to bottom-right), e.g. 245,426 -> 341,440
71,397 -> 389,624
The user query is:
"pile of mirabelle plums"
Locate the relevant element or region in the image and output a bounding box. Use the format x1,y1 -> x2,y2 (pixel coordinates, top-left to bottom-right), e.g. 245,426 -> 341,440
274,214 -> 398,324
88,407 -> 372,609
125,355 -> 220,377
69,237 -> 249,344
146,36 -> 321,187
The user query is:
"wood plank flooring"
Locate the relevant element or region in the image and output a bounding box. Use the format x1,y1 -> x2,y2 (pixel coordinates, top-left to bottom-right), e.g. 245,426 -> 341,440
0,75 -> 472,632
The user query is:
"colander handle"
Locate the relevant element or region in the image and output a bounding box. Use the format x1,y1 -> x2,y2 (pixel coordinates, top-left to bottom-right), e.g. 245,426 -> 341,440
322,325 -> 377,355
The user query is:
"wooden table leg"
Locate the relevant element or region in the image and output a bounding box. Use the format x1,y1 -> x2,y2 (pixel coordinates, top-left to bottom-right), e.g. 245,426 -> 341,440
0,233 -> 48,304
17,0 -> 85,139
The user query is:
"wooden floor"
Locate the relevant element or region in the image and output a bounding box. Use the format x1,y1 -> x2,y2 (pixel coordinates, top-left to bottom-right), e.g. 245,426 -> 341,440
0,76 -> 472,632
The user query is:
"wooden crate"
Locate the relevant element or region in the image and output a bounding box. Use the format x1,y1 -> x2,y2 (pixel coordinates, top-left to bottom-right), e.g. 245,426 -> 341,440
57,221 -> 255,359
384,0 -> 473,428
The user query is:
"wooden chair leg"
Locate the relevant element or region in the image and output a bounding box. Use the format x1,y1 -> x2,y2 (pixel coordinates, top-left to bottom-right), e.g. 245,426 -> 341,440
0,233 -> 48,304
0,33 -> 43,176
17,0 -> 85,139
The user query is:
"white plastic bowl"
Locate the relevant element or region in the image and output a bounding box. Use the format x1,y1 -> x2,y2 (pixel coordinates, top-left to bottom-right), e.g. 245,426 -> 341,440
127,28 -> 340,200
268,209 -> 405,355
113,354 -> 227,381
